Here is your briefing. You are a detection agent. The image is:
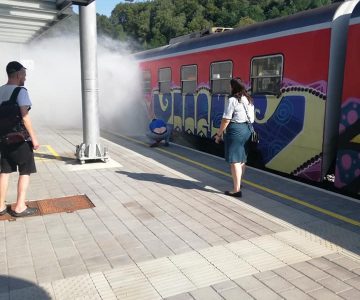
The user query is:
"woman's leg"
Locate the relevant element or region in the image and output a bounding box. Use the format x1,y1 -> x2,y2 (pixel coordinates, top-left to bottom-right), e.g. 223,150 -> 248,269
0,173 -> 10,211
14,174 -> 30,213
241,163 -> 246,178
230,163 -> 242,192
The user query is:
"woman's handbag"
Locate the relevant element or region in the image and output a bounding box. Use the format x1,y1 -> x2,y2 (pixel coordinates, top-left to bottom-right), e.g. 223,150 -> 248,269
242,102 -> 259,144
250,129 -> 259,143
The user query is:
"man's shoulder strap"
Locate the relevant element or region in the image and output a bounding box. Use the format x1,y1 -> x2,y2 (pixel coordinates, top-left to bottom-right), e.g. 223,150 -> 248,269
8,86 -> 25,104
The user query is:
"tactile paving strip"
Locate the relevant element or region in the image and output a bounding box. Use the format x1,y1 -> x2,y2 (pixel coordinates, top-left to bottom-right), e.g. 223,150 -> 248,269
0,194 -> 94,221
0,231 -> 353,300
52,274 -> 101,299
101,231 -> 339,299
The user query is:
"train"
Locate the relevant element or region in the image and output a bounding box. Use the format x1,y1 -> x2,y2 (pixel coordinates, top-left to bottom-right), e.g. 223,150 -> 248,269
135,0 -> 360,197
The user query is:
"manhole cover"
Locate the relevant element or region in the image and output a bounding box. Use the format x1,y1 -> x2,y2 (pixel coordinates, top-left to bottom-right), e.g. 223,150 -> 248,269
37,195 -> 94,214
0,195 -> 94,221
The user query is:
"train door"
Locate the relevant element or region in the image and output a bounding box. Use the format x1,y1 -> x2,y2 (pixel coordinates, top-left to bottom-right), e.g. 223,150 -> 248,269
250,55 -> 304,170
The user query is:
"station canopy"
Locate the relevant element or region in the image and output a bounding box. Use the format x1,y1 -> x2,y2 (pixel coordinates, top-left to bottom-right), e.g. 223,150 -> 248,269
0,0 -> 81,44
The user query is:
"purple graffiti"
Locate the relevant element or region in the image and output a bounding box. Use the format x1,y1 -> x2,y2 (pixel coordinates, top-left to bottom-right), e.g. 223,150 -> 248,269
281,79 -> 327,94
335,97 -> 360,191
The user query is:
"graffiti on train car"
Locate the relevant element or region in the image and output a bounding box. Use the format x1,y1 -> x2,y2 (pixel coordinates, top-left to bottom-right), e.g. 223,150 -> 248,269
136,1 -> 360,196
335,97 -> 360,190
150,79 -> 327,182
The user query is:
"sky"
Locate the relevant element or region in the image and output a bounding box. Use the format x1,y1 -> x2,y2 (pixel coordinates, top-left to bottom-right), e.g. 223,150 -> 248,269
74,0 -> 139,17
94,0 -> 122,16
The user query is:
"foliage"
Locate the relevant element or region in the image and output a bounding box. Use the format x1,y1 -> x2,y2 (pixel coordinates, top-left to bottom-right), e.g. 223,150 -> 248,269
75,0 -> 339,50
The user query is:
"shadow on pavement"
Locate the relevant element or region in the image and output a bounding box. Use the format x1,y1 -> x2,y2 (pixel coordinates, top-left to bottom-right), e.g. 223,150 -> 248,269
104,131 -> 360,256
0,275 -> 51,299
34,152 -> 74,162
117,170 -> 221,194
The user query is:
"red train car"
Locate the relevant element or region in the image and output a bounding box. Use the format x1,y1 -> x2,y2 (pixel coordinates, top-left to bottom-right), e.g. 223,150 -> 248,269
335,2 -> 360,194
135,0 -> 360,196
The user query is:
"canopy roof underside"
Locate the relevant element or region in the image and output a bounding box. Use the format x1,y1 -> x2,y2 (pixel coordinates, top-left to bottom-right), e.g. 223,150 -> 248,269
0,0 -> 74,44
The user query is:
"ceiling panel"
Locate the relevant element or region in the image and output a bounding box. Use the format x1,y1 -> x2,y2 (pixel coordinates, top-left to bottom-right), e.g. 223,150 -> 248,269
0,0 -> 73,44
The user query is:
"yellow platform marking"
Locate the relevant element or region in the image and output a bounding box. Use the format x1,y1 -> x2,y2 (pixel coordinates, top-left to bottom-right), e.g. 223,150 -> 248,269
119,134 -> 360,228
35,145 -> 61,161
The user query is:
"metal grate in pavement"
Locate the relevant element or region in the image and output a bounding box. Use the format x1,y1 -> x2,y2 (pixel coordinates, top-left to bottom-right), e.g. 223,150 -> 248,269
36,195 -> 94,214
0,194 -> 94,221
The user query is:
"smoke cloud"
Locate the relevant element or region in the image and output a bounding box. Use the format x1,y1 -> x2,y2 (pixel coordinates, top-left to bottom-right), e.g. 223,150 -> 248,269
0,34 -> 148,137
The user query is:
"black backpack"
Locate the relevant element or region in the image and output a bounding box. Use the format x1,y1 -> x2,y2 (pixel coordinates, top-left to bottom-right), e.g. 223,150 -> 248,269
0,87 -> 27,137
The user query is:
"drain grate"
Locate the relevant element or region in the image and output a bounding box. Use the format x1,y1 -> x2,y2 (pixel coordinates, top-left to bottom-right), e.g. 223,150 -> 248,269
0,195 -> 94,221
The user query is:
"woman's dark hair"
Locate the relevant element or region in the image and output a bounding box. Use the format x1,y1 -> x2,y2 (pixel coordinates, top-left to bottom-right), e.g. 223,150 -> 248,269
230,77 -> 253,104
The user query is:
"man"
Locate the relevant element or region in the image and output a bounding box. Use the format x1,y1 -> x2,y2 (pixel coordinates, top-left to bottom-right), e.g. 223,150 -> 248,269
0,61 -> 39,217
146,118 -> 172,147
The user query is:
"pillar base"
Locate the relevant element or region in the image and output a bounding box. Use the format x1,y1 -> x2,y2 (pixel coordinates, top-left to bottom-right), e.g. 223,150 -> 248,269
75,143 -> 109,164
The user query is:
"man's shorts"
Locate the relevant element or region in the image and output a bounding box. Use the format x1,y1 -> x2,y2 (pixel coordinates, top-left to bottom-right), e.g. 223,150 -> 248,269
0,141 -> 36,175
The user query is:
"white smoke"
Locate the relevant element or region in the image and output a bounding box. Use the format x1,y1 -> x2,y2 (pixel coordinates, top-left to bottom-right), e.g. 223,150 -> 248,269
97,36 -> 148,136
0,34 -> 148,137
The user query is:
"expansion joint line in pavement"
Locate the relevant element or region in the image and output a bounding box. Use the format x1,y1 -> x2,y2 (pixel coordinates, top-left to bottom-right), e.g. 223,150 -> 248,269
117,134 -> 360,228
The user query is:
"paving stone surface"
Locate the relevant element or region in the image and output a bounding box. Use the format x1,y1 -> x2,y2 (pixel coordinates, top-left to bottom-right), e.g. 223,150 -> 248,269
0,128 -> 359,299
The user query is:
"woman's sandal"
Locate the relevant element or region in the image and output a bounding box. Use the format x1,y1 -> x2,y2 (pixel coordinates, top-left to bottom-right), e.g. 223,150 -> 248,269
224,191 -> 242,197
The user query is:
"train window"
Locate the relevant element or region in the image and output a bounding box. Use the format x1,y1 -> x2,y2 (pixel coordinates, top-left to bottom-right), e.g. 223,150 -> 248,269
142,70 -> 151,94
211,61 -> 232,94
181,65 -> 197,94
251,55 -> 283,95
159,68 -> 171,93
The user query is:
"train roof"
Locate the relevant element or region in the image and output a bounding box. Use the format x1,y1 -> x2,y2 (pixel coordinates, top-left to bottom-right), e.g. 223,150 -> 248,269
352,1 -> 360,18
135,2 -> 342,61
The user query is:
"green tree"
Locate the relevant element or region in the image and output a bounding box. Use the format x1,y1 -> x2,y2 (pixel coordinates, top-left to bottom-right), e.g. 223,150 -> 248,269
97,14 -> 115,37
95,0 -> 342,50
150,0 -> 186,47
237,16 -> 257,27
248,4 -> 265,22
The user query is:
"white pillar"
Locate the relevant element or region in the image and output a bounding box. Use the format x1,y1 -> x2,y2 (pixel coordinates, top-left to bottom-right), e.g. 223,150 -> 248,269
76,0 -> 108,163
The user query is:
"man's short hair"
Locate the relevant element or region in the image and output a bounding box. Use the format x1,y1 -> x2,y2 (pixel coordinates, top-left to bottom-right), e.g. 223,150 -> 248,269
6,61 -> 26,75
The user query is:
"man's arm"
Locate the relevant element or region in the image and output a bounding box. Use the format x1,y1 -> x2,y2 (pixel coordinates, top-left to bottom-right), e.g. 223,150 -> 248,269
20,106 -> 39,150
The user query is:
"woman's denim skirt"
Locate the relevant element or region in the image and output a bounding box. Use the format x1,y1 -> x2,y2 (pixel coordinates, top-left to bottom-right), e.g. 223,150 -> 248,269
224,122 -> 251,163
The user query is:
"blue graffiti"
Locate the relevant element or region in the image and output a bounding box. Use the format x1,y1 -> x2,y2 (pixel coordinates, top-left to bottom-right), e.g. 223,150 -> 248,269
196,93 -> 209,136
211,95 -> 226,133
256,95 -> 305,164
154,93 -> 172,122
153,92 -> 305,165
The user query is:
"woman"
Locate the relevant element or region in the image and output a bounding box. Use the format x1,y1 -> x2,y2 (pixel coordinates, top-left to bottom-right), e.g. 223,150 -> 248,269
214,78 -> 255,197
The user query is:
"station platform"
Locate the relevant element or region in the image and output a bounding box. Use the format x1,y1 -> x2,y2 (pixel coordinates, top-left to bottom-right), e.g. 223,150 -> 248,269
1,127 -> 360,300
